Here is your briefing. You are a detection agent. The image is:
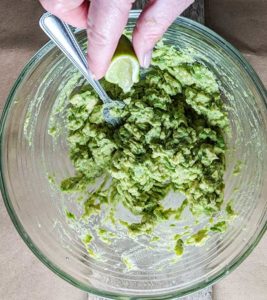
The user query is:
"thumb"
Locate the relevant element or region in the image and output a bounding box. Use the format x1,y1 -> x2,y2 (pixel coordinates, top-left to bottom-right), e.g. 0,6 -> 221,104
133,0 -> 194,68
39,0 -> 89,28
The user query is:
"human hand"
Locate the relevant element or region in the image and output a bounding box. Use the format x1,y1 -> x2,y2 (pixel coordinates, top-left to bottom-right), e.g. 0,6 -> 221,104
40,0 -> 194,79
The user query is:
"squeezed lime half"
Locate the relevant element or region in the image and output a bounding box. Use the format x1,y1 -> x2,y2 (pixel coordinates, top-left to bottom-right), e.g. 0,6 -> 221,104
105,35 -> 140,93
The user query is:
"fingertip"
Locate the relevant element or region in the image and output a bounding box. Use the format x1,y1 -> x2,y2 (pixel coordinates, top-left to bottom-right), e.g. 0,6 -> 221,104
92,70 -> 105,80
142,50 -> 153,68
87,64 -> 105,80
132,26 -> 153,68
87,54 -> 108,80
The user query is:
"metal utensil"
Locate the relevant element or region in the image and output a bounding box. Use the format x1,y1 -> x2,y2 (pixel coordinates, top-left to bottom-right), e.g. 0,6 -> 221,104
39,12 -> 124,126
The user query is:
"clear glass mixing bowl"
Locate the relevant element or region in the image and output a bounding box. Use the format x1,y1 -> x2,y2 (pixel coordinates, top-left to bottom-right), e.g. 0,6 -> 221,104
1,11 -> 267,299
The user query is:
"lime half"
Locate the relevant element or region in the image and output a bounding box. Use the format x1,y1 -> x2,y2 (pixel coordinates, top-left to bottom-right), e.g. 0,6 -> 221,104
105,35 -> 140,93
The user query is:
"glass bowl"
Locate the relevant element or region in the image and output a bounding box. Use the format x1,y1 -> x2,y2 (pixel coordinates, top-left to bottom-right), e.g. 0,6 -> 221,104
1,11 -> 267,299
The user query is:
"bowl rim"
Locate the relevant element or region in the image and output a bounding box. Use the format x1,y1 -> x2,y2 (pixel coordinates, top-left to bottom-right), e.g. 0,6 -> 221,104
1,11 -> 267,299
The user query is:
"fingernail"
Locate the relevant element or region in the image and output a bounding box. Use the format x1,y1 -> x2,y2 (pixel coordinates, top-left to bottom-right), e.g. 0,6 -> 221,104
90,72 -> 96,80
89,69 -> 98,80
142,50 -> 152,68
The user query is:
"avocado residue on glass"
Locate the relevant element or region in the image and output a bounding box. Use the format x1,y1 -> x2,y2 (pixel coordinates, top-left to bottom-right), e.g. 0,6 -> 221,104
61,42 -> 232,257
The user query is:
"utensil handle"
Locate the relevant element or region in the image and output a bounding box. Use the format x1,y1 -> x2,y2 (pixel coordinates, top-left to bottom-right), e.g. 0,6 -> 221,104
39,12 -> 109,103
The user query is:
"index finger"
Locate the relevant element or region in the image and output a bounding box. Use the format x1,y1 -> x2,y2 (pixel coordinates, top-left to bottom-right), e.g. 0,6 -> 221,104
133,0 -> 194,67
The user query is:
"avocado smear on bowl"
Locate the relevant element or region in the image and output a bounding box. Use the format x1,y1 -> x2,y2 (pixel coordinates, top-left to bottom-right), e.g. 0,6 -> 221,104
59,42 -> 234,258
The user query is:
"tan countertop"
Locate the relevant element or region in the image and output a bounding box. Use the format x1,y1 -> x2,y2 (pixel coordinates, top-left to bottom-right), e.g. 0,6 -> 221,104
0,1 -> 266,299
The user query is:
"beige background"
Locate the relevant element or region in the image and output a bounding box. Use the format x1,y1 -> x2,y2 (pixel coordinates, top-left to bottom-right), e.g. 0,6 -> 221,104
0,0 -> 266,299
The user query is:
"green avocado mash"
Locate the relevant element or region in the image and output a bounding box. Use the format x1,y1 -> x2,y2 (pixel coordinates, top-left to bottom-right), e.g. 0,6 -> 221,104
61,42 -> 230,256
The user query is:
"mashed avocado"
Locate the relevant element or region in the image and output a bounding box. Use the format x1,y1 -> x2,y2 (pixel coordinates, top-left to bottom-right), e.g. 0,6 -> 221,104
61,43 -> 229,255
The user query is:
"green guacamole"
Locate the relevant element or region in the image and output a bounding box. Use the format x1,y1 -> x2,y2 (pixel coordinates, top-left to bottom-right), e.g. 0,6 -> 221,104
61,43 -> 230,255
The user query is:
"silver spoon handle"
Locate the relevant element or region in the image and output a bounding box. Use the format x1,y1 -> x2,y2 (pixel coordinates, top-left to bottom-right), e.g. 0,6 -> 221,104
39,12 -> 109,103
